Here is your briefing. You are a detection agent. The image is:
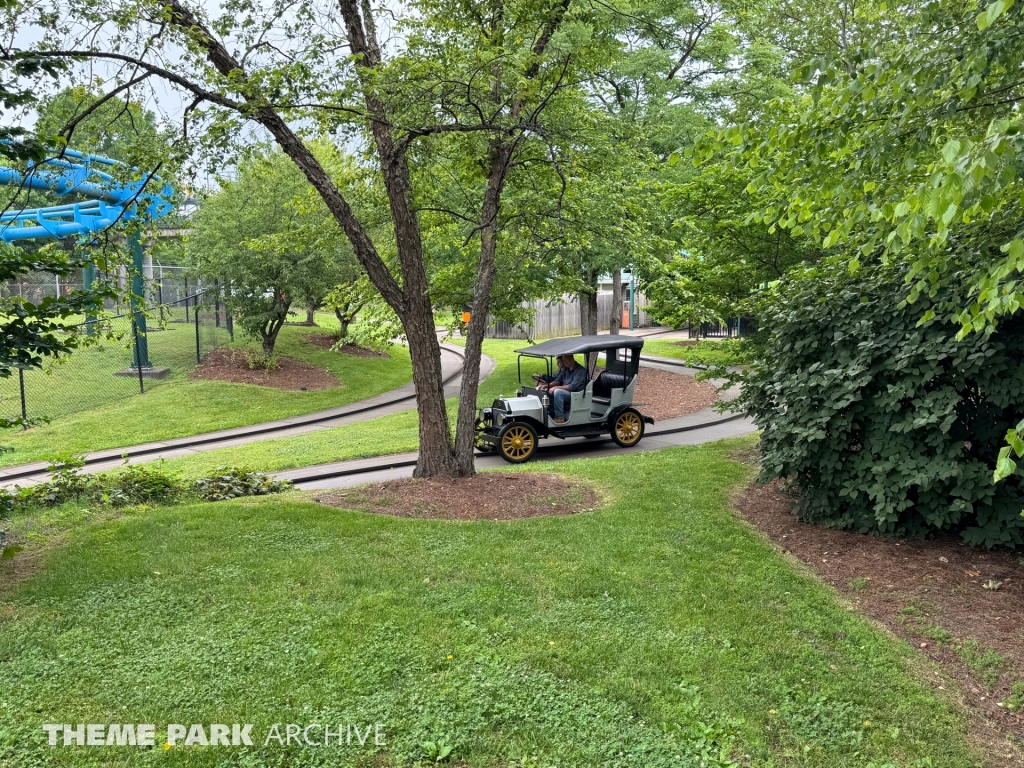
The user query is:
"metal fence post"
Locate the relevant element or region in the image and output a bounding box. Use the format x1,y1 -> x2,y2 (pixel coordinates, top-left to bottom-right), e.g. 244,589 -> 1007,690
184,277 -> 190,321
131,314 -> 145,394
194,294 -> 201,364
18,368 -> 27,429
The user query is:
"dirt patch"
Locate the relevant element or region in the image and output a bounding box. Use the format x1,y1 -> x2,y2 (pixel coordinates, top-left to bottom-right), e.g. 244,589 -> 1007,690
631,367 -> 718,422
190,348 -> 339,391
316,473 -> 601,520
671,339 -> 699,347
305,333 -> 391,358
733,476 -> 1024,765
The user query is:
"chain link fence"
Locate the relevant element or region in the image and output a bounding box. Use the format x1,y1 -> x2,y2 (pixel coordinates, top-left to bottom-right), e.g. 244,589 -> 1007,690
0,288 -> 233,426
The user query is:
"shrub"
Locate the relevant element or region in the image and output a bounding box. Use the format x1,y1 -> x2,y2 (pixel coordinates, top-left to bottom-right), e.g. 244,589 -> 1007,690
19,455 -> 97,508
190,467 -> 292,502
103,463 -> 181,506
8,460 -> 292,512
736,262 -> 1024,547
245,350 -> 278,370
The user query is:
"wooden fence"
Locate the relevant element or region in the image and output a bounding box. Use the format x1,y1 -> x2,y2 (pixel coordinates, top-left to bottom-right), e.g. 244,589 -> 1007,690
486,293 -> 654,340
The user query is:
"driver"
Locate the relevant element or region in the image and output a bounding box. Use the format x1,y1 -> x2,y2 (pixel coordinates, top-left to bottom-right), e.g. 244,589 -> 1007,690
538,354 -> 588,423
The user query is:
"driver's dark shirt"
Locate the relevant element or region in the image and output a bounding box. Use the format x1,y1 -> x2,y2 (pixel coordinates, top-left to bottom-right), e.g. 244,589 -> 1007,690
551,363 -> 588,392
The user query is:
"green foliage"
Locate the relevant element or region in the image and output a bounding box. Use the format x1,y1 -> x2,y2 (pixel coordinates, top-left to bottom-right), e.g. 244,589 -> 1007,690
339,296 -> 403,351
0,241 -> 111,381
34,85 -> 165,167
1002,682 -> 1024,711
712,1 -> 1024,338
244,350 -> 278,371
642,164 -> 822,328
6,458 -> 291,513
102,463 -> 182,507
187,144 -> 362,357
189,466 -> 292,502
736,261 -> 1024,547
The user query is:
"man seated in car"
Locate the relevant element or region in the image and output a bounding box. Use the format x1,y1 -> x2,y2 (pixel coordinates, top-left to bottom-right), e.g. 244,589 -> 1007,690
537,354 -> 588,423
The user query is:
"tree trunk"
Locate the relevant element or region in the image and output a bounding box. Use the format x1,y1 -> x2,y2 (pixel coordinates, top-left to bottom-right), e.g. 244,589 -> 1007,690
261,317 -> 285,356
609,268 -> 623,335
453,144 -> 511,477
579,269 -> 599,336
305,305 -> 316,325
403,296 -> 457,478
335,305 -> 351,339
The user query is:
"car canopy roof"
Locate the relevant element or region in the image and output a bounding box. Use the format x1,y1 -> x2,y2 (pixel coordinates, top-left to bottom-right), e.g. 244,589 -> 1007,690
515,335 -> 645,357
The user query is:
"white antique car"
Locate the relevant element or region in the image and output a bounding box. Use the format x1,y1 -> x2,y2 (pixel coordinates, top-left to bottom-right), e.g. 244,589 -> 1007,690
475,335 -> 653,463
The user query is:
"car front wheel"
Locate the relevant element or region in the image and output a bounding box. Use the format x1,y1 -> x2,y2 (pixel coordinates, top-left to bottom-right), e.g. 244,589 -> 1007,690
497,422 -> 538,464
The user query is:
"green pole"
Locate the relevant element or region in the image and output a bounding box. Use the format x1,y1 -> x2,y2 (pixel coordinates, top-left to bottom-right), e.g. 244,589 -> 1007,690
128,233 -> 152,368
83,263 -> 97,335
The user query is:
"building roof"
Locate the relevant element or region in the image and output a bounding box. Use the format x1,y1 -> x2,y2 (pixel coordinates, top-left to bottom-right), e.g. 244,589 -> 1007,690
515,335 -> 645,357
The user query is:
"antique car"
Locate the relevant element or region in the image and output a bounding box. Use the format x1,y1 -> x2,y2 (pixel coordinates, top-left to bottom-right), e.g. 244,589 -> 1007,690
475,335 -> 653,463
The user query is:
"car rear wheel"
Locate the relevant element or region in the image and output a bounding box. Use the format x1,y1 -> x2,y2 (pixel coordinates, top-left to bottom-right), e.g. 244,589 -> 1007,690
497,422 -> 538,463
610,408 -> 644,448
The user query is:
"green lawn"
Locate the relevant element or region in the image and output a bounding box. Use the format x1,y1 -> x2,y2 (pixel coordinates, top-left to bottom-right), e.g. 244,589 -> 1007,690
136,340 -> 533,477
643,339 -> 751,368
0,441 -> 976,766
0,323 -> 412,467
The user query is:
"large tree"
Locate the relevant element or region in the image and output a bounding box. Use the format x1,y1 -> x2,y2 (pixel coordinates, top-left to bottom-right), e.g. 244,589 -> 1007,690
6,0 -> 638,477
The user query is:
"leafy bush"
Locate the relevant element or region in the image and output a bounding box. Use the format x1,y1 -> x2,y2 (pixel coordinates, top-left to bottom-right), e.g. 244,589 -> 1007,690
18,455 -> 96,508
190,467 -> 292,502
103,463 -> 182,506
736,262 -> 1024,547
245,350 -> 278,370
8,460 -> 291,512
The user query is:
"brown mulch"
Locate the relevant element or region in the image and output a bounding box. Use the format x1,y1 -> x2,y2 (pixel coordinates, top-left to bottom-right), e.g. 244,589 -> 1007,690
316,473 -> 601,520
732,470 -> 1024,765
190,348 -> 339,391
305,333 -> 391,358
631,367 -> 718,422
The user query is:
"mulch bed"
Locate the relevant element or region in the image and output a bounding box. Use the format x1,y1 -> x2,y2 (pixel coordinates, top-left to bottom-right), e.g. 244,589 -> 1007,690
305,333 -> 391,358
631,367 -> 718,422
732,470 -> 1024,764
190,348 -> 339,391
316,473 -> 601,520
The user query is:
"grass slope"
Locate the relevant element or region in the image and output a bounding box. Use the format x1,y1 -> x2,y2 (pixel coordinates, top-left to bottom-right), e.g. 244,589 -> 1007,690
0,324 -> 411,467
126,339 -> 530,477
0,441 -> 975,767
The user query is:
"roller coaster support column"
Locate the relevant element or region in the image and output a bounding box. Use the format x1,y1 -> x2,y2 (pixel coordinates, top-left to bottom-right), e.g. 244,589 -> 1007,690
82,263 -> 97,335
128,232 -> 151,369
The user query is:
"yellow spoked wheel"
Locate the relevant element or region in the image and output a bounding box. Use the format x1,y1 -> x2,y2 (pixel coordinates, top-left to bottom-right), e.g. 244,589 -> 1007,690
611,408 -> 645,448
498,422 -> 538,464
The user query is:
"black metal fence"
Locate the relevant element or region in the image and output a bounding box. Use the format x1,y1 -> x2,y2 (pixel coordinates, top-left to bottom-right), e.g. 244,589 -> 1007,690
687,317 -> 756,338
0,290 -> 233,427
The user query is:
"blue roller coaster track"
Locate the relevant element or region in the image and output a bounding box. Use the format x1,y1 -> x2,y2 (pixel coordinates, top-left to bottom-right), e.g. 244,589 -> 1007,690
0,147 -> 176,368
0,147 -> 172,242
